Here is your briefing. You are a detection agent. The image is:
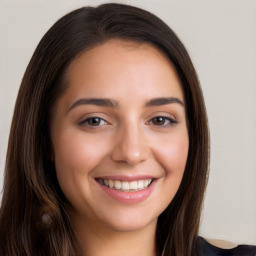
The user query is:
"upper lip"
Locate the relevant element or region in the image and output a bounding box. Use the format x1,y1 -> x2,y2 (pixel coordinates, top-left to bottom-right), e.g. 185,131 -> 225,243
95,175 -> 157,182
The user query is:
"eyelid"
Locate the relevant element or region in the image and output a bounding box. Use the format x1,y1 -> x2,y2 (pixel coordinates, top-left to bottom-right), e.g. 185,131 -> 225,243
79,117 -> 107,125
78,114 -> 110,128
146,113 -> 178,127
77,112 -> 178,128
147,111 -> 177,121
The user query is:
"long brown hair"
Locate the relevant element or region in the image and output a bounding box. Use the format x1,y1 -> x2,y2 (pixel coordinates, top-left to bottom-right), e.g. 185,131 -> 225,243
0,3 -> 209,256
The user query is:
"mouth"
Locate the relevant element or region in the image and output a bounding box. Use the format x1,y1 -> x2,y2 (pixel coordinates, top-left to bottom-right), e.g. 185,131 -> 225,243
96,178 -> 154,192
95,176 -> 157,204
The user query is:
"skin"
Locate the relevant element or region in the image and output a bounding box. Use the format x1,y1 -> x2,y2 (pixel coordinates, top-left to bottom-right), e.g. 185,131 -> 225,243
51,39 -> 189,256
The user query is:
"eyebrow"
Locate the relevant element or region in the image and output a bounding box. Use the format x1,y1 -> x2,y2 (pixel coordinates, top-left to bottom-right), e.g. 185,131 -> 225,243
68,97 -> 184,111
68,98 -> 118,111
145,97 -> 184,107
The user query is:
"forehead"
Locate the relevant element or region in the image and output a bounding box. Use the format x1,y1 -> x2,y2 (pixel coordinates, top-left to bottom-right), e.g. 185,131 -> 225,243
69,39 -> 173,70
62,39 -> 184,104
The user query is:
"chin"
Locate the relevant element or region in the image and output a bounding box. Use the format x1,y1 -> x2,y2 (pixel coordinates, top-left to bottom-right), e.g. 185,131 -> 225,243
103,215 -> 157,233
91,204 -> 160,233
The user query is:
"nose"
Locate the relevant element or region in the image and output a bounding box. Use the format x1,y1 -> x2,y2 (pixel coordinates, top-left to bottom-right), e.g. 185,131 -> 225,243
111,123 -> 149,165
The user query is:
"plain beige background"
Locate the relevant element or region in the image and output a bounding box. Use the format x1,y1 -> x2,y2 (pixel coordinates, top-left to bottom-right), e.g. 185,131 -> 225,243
0,0 -> 255,244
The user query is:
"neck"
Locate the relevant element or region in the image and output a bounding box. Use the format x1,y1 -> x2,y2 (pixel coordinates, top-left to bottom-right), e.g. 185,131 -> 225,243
73,215 -> 158,256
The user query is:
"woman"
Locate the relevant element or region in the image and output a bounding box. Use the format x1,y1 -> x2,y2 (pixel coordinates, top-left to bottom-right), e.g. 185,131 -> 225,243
0,3 -> 255,256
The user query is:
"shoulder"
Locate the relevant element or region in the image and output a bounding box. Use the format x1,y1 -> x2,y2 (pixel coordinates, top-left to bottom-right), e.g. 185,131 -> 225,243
197,236 -> 256,256
206,238 -> 237,249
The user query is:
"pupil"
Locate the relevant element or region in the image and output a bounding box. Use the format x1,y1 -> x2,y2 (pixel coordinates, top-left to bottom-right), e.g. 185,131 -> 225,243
154,117 -> 164,125
90,118 -> 100,126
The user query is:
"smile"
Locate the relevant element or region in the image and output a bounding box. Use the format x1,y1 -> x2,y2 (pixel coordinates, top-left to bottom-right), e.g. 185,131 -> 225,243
97,178 -> 153,192
96,177 -> 157,204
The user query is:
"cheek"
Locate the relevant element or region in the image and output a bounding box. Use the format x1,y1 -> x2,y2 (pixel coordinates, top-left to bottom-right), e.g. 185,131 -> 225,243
148,131 -> 189,214
52,129 -> 114,213
53,129 -> 108,170
52,129 -> 111,193
152,132 -> 189,176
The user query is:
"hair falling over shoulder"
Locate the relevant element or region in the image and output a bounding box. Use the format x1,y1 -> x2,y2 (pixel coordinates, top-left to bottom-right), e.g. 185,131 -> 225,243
0,3 -> 209,256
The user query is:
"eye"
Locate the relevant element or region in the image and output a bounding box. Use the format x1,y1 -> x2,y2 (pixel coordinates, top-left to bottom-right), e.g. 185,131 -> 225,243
79,117 -> 107,127
148,116 -> 177,127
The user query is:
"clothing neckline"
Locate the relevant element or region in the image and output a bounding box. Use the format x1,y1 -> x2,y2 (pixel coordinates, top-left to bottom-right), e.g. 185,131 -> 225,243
199,236 -> 241,252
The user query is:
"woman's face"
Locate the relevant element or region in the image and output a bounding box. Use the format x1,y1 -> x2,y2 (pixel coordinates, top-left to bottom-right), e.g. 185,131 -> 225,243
51,40 -> 189,233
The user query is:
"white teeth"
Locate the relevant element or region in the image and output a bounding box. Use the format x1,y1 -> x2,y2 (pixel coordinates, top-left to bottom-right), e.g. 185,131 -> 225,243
144,179 -> 150,187
129,181 -> 137,190
101,179 -> 152,192
114,180 -> 122,190
137,180 -> 144,189
122,181 -> 129,191
109,180 -> 114,188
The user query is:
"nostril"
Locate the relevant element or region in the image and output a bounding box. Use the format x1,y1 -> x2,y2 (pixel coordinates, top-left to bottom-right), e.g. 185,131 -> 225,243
111,144 -> 149,165
110,127 -> 149,165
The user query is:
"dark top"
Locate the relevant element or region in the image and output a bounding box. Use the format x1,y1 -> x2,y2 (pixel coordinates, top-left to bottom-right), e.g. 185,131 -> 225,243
197,237 -> 256,256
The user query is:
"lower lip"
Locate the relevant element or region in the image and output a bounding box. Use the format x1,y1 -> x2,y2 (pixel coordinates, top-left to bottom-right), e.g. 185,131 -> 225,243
97,180 -> 157,204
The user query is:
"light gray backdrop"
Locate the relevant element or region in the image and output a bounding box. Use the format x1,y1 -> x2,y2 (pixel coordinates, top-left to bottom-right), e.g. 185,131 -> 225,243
0,0 -> 255,244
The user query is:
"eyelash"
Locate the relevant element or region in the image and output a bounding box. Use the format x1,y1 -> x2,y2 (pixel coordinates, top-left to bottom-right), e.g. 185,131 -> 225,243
79,115 -> 177,128
79,117 -> 107,127
146,116 -> 177,127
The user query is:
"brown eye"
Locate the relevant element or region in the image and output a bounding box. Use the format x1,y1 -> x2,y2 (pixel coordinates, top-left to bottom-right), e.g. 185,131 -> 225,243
152,116 -> 166,126
80,117 -> 106,127
150,116 -> 177,127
